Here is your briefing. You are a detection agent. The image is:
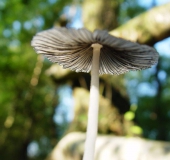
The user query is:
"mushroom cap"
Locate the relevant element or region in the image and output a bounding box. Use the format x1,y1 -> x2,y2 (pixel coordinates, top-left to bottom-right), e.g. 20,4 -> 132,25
31,27 -> 159,75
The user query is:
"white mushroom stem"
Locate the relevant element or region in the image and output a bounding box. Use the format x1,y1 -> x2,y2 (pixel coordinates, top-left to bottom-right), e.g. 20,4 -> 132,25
83,43 -> 103,160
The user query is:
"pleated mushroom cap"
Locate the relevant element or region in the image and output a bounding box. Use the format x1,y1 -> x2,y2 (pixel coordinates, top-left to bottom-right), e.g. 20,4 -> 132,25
31,27 -> 159,75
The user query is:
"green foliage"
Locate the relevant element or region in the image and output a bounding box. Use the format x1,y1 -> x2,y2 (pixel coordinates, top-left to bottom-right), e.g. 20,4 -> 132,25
126,54 -> 170,141
0,0 -> 72,159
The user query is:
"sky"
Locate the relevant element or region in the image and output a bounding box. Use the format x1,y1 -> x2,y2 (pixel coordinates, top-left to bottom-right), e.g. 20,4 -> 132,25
138,0 -> 170,7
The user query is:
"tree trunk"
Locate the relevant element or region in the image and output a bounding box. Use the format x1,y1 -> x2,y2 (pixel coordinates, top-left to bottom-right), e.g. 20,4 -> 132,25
82,0 -> 121,31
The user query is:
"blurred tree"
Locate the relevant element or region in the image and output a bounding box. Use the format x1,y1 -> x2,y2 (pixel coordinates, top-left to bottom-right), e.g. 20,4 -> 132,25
54,0 -> 170,139
82,0 -> 121,31
1,0 -> 170,160
47,0 -> 170,145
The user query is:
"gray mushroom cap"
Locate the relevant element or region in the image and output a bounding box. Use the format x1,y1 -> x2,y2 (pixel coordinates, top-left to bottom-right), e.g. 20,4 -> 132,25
31,27 -> 159,75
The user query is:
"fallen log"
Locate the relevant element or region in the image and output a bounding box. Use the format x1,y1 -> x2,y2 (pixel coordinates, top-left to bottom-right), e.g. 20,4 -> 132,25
46,132 -> 170,160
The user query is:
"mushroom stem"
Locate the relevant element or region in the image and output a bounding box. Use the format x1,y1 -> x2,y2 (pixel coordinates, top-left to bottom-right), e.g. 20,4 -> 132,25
83,43 -> 103,160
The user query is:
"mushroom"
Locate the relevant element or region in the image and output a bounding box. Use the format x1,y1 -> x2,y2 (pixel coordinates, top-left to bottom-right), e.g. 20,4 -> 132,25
31,27 -> 159,160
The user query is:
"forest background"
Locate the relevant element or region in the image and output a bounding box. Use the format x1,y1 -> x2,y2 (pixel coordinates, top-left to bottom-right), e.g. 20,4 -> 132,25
0,0 -> 170,159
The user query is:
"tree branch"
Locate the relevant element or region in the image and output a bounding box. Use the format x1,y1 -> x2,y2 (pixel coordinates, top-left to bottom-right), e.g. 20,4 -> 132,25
110,3 -> 170,45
